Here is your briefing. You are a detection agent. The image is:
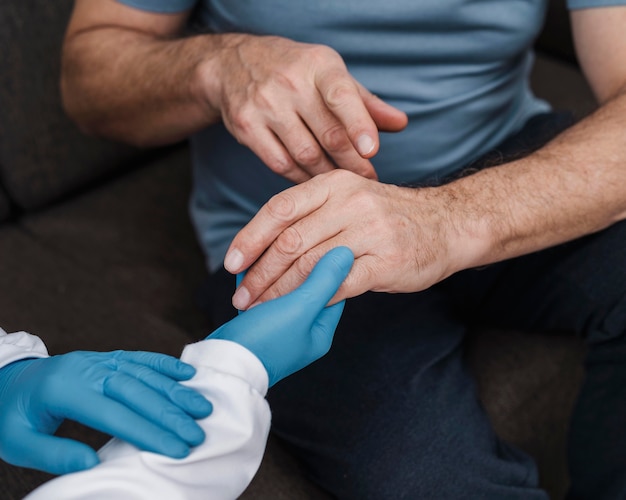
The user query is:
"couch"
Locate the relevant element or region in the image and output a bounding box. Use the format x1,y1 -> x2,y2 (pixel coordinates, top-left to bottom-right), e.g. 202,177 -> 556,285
0,1 -> 596,498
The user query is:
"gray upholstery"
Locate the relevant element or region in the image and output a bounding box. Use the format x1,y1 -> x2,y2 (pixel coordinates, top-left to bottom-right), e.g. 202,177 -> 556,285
0,0 -> 598,498
0,1 -> 143,211
0,186 -> 11,222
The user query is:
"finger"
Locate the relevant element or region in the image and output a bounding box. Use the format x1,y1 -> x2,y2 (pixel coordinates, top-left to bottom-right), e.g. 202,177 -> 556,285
235,271 -> 248,314
104,372 -> 209,444
240,124 -> 311,184
309,301 -> 346,359
315,69 -> 380,158
356,82 -> 409,133
116,358 -> 212,418
62,392 -> 192,458
255,238 -> 357,307
9,428 -> 99,474
234,211 -> 344,310
297,96 -> 378,179
236,188 -> 357,308
270,115 -> 338,177
254,228 -> 382,306
249,242 -> 358,314
224,175 -> 333,274
115,351 -> 196,381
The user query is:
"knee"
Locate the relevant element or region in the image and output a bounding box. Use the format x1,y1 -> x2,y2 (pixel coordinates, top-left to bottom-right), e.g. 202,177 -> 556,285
314,437 -> 543,500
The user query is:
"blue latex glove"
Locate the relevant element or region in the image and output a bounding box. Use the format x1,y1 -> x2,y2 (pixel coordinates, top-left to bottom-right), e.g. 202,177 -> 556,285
209,246 -> 354,386
0,350 -> 213,475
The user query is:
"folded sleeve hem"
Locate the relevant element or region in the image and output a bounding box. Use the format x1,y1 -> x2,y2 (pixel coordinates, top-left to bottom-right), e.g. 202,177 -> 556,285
0,330 -> 49,369
180,339 -> 269,396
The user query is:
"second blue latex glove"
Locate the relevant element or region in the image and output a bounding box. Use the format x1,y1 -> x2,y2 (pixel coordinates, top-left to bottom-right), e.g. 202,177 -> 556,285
208,246 -> 354,386
0,350 -> 213,475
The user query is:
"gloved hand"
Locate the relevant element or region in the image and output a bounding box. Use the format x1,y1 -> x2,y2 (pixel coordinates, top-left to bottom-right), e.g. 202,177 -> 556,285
0,350 -> 213,475
209,246 -> 354,386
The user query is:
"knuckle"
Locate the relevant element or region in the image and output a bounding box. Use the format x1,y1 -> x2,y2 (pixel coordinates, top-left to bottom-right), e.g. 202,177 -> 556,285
293,143 -> 323,166
309,44 -> 339,64
229,107 -> 255,134
348,189 -> 377,211
325,167 -> 353,183
101,374 -> 116,394
267,154 -> 294,176
266,191 -> 298,221
275,226 -> 304,256
325,82 -> 356,109
320,124 -> 349,153
245,262 -> 275,293
295,251 -> 319,279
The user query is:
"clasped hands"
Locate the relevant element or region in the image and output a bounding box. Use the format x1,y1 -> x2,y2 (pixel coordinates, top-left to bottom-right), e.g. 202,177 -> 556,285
225,168 -> 474,311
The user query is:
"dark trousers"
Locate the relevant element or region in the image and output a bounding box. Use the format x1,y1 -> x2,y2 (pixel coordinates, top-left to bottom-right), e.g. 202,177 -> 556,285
206,112 -> 626,499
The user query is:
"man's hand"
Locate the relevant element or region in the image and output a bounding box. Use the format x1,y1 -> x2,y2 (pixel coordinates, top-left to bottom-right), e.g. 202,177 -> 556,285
64,2 -> 406,179
201,35 -> 408,183
0,351 -> 213,475
223,170 -> 470,310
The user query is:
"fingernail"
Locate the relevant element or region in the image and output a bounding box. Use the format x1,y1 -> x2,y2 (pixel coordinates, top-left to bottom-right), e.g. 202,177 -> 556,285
232,285 -> 251,310
224,248 -> 244,272
357,134 -> 375,156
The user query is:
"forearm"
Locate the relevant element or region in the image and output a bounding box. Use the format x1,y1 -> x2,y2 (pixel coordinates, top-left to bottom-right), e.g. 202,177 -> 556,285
62,28 -> 243,147
438,91 -> 626,272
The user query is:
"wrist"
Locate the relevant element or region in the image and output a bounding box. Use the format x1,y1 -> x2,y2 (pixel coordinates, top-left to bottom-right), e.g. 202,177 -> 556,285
416,182 -> 495,274
191,32 -> 251,122
0,358 -> 35,400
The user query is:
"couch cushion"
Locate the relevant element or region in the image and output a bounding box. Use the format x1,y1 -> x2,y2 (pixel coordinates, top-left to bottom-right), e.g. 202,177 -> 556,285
11,146 -> 211,343
0,148 -> 208,498
531,52 -> 596,118
0,1 -> 145,211
536,0 -> 577,64
0,186 -> 11,222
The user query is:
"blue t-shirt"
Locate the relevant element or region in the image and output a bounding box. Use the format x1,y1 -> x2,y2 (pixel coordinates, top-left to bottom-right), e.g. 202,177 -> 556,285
118,0 -> 615,271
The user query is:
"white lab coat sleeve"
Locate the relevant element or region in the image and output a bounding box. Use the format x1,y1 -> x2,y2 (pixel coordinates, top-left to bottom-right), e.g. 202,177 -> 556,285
0,328 -> 49,369
25,338 -> 271,500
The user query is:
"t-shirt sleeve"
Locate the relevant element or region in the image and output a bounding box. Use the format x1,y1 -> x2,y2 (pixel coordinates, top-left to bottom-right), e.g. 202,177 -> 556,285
115,0 -> 198,14
567,0 -> 626,9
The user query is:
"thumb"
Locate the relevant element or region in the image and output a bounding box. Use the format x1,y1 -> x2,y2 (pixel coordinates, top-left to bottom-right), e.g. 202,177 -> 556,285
309,301 -> 346,359
16,429 -> 99,474
358,84 -> 408,133
289,247 -> 354,311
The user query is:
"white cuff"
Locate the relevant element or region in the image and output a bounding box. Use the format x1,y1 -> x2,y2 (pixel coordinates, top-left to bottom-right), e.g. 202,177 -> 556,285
180,339 -> 269,397
0,328 -> 49,369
